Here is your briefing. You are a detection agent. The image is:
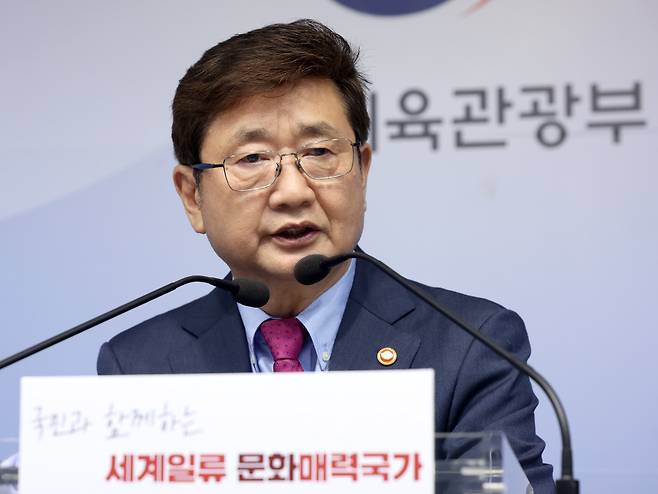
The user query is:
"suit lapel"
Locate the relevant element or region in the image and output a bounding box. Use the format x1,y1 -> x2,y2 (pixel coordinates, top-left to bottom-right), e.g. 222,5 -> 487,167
165,259 -> 420,374
168,288 -> 252,374
330,259 -> 421,371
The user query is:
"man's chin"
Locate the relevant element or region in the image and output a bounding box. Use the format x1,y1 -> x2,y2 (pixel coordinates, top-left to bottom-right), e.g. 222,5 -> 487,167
230,257 -> 303,285
230,244 -> 341,284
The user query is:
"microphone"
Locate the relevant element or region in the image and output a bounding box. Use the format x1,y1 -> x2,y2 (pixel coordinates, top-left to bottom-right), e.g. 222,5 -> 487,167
295,251 -> 579,494
230,278 -> 270,308
0,275 -> 269,371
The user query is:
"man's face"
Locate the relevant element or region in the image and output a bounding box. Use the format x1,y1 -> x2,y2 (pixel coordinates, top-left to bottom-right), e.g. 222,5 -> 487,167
174,77 -> 371,284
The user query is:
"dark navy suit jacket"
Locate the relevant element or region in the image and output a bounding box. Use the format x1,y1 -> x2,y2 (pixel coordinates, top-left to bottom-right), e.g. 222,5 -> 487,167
98,259 -> 555,493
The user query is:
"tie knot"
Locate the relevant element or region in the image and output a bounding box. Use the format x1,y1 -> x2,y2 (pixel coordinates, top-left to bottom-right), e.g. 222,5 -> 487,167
260,318 -> 306,372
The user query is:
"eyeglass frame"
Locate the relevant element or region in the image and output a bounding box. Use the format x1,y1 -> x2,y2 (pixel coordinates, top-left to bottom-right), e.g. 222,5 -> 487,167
188,137 -> 363,192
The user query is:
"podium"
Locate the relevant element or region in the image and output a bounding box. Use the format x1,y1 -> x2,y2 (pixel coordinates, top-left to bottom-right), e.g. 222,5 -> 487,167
7,371 -> 539,493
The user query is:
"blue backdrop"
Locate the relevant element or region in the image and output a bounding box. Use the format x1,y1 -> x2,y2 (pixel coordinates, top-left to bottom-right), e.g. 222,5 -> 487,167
1,1 -> 656,492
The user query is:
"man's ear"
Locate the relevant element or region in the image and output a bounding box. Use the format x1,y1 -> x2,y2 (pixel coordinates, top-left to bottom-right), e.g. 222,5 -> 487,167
173,165 -> 206,234
358,143 -> 372,190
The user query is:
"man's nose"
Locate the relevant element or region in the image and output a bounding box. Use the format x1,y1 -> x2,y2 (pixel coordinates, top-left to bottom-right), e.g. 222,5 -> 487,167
268,154 -> 315,209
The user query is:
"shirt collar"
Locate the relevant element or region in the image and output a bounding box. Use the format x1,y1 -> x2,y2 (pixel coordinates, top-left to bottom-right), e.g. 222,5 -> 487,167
237,259 -> 356,371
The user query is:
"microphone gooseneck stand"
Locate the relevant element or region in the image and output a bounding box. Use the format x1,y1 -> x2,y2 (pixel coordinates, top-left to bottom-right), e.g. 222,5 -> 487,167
295,251 -> 579,494
0,276 -> 269,371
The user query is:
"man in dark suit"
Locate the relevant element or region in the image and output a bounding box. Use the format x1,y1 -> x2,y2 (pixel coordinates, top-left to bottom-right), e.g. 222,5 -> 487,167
98,19 -> 554,493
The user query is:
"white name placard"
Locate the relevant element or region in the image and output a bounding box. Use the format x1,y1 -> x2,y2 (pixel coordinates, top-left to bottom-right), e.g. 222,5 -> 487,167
19,370 -> 434,493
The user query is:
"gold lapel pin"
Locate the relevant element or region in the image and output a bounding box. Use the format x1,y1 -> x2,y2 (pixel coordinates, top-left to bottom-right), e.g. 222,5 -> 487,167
377,347 -> 397,366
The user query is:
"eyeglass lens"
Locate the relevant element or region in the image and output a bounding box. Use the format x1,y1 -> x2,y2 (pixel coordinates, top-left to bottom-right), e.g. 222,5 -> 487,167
223,138 -> 355,191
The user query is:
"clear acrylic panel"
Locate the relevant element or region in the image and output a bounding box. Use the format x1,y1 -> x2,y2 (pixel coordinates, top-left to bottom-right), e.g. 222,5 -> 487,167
0,438 -> 18,494
435,432 -> 532,494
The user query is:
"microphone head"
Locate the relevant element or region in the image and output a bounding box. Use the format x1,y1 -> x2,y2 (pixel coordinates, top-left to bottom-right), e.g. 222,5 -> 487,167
294,254 -> 330,285
232,278 -> 270,307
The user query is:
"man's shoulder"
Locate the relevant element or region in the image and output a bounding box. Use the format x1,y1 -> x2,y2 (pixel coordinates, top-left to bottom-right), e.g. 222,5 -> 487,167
109,289 -> 221,346
410,279 -> 511,327
350,258 -> 530,367
97,289 -> 225,374
405,278 -> 530,359
352,258 -> 509,329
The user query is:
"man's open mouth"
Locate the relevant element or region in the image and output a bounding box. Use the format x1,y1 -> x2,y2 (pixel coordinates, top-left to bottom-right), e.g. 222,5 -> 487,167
276,226 -> 317,238
273,224 -> 319,241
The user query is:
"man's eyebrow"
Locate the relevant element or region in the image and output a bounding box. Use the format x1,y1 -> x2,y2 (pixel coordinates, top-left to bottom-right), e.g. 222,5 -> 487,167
227,122 -> 343,149
229,127 -> 272,148
297,122 -> 341,140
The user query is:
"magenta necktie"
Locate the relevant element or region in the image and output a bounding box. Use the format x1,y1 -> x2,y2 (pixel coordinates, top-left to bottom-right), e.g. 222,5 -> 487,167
260,318 -> 306,372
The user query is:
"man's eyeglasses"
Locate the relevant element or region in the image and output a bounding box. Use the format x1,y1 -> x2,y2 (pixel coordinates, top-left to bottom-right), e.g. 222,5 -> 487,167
190,137 -> 361,192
